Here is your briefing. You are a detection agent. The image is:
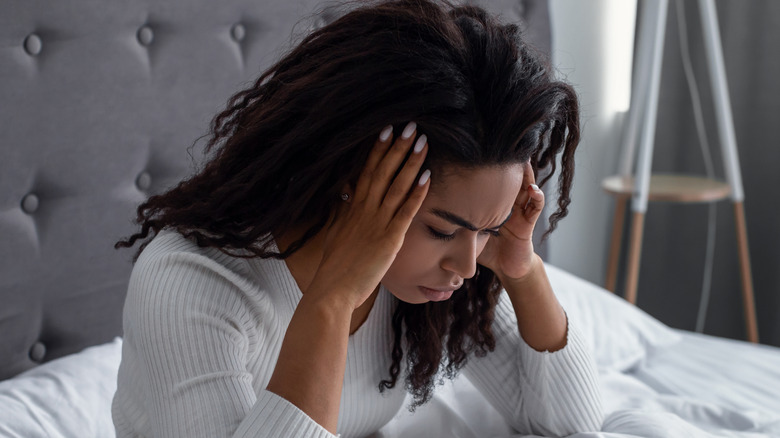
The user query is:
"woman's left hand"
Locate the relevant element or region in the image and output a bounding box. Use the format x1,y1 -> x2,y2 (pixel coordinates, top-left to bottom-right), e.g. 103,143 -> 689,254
477,161 -> 545,282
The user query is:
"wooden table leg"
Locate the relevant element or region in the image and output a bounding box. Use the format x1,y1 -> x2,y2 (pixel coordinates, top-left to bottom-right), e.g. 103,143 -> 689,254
624,211 -> 646,305
605,197 -> 628,292
733,201 -> 759,343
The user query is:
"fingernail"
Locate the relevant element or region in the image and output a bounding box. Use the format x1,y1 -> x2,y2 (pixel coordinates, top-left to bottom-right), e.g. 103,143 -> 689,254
413,134 -> 427,153
418,169 -> 431,186
401,121 -> 417,139
529,184 -> 539,191
379,125 -> 393,142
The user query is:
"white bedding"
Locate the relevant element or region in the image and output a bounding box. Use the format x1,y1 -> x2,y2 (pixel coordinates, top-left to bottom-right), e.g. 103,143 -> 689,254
1,264 -> 779,438
374,265 -> 780,438
632,330 -> 780,418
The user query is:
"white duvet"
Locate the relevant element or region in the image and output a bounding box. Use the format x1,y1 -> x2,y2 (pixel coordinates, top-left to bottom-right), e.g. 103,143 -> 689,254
1,264 -> 779,438
375,367 -> 780,438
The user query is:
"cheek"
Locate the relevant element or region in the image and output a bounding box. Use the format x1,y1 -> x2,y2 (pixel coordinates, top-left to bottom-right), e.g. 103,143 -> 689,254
386,223 -> 439,278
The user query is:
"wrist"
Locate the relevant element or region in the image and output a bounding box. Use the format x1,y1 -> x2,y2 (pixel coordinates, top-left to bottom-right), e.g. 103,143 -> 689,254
307,264 -> 365,310
311,256 -> 379,310
497,253 -> 544,289
498,255 -> 568,352
298,286 -> 355,321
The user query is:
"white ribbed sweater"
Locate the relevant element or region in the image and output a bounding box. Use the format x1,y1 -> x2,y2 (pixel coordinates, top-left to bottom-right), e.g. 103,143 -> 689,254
112,229 -> 603,438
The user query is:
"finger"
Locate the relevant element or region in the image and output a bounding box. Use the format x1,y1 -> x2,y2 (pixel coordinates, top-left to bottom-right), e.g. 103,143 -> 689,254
522,184 -> 545,224
354,124 -> 395,202
382,134 -> 428,213
366,121 -> 417,206
389,169 -> 430,234
515,185 -> 531,212
521,161 -> 537,187
514,161 -> 535,211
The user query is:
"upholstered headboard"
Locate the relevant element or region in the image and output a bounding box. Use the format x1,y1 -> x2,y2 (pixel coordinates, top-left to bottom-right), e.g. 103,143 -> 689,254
0,0 -> 549,382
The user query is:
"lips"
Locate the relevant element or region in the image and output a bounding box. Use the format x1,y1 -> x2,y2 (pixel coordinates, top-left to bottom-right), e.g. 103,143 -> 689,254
423,286 -> 456,292
419,286 -> 455,302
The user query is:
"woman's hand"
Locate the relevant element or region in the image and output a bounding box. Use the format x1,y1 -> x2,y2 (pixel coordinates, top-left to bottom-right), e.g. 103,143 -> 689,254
267,123 -> 430,433
309,122 -> 430,309
477,161 -> 544,282
476,162 -> 568,353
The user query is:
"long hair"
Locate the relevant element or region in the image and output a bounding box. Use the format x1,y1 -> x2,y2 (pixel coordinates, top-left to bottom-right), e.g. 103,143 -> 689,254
116,0 -> 580,410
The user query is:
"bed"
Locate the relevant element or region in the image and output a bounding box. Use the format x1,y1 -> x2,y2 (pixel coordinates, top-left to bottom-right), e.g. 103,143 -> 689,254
2,264 -> 779,437
2,0 -> 779,437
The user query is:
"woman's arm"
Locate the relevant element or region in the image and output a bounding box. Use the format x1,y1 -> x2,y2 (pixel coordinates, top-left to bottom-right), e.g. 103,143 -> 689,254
475,164 -> 566,341
115,246 -> 337,438
461,278 -> 604,436
266,122 -> 429,433
470,165 -> 604,435
265,290 -> 353,433
499,253 -> 568,352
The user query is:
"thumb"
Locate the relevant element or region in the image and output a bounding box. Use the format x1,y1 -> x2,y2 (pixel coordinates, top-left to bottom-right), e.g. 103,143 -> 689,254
522,184 -> 545,225
476,235 -> 497,271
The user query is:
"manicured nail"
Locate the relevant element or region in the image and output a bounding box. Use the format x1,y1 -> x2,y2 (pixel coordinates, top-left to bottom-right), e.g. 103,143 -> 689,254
401,121 -> 417,139
529,184 -> 539,191
418,169 -> 431,186
379,125 -> 393,142
413,134 -> 427,153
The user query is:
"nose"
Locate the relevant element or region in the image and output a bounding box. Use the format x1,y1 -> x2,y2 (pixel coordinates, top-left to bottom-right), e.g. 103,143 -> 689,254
440,234 -> 479,280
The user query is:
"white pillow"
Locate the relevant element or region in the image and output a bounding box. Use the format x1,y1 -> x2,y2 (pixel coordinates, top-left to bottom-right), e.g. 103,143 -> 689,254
0,337 -> 122,438
545,263 -> 682,371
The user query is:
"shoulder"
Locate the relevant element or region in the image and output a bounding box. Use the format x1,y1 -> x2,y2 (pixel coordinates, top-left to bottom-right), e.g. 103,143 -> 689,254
133,229 -> 254,285
124,229 -> 282,341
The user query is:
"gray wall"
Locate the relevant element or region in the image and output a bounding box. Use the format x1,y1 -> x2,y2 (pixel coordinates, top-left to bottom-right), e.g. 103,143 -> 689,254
548,0 -> 780,347
547,0 -> 635,286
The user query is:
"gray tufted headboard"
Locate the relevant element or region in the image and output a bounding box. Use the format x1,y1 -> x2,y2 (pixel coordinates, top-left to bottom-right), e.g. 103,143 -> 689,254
0,0 -> 548,382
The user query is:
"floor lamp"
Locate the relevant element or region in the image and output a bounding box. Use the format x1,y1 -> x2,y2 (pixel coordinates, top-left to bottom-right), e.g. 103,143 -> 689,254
601,0 -> 759,343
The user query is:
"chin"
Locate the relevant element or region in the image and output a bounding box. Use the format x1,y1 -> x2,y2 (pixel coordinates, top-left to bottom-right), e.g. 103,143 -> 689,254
390,291 -> 429,305
400,297 -> 430,305
383,283 -> 429,305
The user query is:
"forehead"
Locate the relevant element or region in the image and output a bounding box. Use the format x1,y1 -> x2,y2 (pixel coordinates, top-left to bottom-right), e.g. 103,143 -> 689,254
423,164 -> 524,224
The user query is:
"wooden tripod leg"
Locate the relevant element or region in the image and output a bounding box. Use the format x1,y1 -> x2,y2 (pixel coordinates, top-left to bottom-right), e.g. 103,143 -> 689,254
605,197 -> 628,292
733,201 -> 759,343
624,211 -> 646,305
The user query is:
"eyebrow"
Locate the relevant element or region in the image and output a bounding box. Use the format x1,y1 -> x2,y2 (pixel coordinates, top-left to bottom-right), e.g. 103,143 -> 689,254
429,208 -> 513,232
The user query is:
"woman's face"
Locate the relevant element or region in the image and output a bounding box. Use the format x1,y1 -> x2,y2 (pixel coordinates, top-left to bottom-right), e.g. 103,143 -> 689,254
381,163 -> 525,303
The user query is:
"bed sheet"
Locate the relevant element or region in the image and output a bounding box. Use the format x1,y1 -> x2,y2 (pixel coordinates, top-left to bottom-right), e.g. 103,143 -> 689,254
375,330 -> 780,437
631,330 -> 780,418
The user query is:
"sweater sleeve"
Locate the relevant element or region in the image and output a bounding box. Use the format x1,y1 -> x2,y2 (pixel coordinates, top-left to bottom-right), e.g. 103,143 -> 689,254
461,291 -> 604,436
118,248 -> 336,438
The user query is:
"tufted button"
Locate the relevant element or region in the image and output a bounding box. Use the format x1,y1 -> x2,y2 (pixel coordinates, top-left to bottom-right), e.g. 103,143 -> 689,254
21,193 -> 39,214
231,23 -> 246,42
136,171 -> 152,191
24,33 -> 42,56
29,342 -> 46,362
137,25 -> 154,46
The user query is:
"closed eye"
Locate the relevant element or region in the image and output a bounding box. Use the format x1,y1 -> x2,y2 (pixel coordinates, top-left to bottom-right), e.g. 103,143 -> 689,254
427,226 -> 500,241
427,226 -> 455,241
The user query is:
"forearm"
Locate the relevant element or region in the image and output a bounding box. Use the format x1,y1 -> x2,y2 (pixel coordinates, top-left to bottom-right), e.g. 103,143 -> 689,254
499,254 -> 568,352
266,292 -> 351,434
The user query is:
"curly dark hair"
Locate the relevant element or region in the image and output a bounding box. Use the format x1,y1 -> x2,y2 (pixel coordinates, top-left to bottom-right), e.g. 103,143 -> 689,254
116,0 -> 580,410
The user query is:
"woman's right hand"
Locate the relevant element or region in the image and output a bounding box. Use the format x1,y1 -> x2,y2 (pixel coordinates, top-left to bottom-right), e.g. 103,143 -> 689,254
309,122 -> 430,309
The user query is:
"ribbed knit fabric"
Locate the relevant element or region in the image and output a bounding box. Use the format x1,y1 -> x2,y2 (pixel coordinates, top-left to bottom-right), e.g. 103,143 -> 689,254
112,229 -> 603,438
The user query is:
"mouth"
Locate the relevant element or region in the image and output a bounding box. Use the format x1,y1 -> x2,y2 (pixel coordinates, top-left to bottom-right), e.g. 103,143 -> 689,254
419,286 -> 455,302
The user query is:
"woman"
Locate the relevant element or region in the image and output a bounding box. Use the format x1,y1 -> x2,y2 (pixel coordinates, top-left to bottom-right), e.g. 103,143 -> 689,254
112,0 -> 604,437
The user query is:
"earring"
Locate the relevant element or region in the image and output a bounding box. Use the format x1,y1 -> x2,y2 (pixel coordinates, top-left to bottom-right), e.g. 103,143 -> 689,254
340,193 -> 350,201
